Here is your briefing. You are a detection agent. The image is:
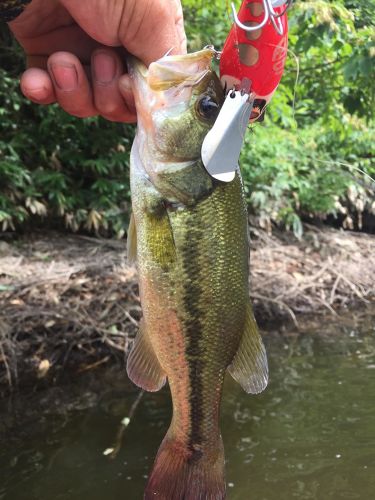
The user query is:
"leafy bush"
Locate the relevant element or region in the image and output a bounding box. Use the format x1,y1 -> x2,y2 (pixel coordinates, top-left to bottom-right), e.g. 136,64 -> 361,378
186,0 -> 374,235
0,1 -> 374,237
241,122 -> 374,236
0,35 -> 134,237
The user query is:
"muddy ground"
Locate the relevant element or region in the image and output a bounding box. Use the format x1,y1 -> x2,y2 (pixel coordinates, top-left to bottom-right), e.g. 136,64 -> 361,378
0,225 -> 374,394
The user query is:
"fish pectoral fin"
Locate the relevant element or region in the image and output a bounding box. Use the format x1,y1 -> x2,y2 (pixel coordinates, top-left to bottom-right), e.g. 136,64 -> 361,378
126,212 -> 137,264
228,303 -> 268,394
126,319 -> 167,392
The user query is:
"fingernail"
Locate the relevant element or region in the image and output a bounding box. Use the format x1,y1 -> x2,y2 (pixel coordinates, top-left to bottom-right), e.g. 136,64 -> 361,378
50,63 -> 78,91
23,87 -> 49,100
93,52 -> 116,84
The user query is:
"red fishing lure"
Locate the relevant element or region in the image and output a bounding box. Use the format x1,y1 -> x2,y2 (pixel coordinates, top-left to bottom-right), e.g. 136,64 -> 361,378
220,0 -> 289,121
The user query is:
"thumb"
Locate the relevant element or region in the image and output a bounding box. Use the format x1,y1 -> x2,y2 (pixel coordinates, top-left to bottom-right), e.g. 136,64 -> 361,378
60,0 -> 123,46
61,0 -> 187,67
174,0 -> 187,55
117,0 -> 187,66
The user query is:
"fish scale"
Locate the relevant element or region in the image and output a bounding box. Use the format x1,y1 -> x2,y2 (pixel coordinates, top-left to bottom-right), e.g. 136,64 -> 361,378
126,49 -> 268,500
167,178 -> 249,453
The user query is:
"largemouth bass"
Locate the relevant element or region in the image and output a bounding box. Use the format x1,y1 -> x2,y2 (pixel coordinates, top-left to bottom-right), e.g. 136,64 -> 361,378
126,48 -> 268,500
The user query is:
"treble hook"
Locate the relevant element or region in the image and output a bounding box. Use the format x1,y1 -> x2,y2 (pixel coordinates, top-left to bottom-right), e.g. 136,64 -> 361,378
267,0 -> 284,35
231,0 -> 290,36
231,0 -> 270,32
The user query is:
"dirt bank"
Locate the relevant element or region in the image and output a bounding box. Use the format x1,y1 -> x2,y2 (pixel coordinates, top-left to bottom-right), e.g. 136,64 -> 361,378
0,225 -> 374,394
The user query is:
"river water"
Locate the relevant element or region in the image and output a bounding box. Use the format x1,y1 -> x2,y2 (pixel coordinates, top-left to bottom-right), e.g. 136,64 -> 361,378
0,315 -> 374,500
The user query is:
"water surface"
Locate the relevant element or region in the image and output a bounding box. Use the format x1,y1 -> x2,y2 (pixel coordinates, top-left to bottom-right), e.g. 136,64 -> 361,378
1,316 -> 374,500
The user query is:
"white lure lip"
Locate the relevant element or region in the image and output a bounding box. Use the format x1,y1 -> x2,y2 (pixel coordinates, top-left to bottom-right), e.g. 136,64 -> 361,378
201,90 -> 254,183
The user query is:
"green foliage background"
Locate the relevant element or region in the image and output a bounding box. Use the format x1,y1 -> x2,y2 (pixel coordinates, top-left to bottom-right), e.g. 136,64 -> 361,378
0,0 -> 374,237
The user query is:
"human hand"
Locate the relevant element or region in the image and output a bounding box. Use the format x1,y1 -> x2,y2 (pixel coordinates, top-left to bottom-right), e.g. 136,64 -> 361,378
9,0 -> 187,122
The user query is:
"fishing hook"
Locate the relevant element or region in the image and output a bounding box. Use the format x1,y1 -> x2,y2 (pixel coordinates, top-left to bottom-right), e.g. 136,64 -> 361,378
231,0 -> 270,32
231,0 -> 292,36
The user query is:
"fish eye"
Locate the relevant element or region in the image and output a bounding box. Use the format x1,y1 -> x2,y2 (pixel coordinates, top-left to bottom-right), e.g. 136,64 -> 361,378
196,95 -> 220,121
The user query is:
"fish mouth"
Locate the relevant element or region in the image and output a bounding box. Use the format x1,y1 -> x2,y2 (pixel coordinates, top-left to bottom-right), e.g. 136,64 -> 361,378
128,48 -> 216,124
147,48 -> 215,92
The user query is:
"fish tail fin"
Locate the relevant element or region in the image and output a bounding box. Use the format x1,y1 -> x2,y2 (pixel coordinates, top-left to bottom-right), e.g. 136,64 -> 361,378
145,430 -> 225,500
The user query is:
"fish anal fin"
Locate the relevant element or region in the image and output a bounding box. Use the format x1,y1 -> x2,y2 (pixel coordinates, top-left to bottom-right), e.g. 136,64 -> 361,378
127,212 -> 137,264
228,303 -> 268,394
126,319 -> 166,392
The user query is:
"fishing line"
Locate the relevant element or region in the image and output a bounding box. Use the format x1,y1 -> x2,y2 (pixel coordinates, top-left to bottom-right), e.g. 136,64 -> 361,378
220,2 -> 372,190
313,158 -> 375,186
283,46 -> 300,128
225,0 -> 233,25
255,44 -> 373,189
265,43 -> 300,127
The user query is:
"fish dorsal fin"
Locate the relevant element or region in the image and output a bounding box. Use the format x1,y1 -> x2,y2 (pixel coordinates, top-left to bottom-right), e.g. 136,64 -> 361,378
126,319 -> 167,392
127,212 -> 137,264
228,303 -> 268,394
